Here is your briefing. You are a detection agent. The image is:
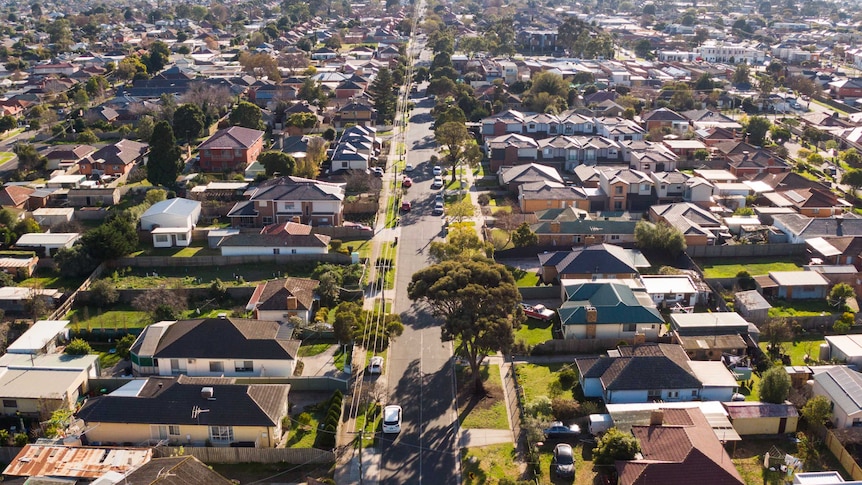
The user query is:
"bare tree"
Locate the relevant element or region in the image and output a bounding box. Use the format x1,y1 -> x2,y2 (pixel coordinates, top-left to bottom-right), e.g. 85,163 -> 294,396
278,52 -> 309,74
179,82 -> 233,120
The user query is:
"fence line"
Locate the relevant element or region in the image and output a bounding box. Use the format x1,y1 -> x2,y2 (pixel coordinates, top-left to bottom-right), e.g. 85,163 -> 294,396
686,243 -> 806,258
47,262 -> 106,321
152,446 -> 335,464
825,429 -> 862,480
112,253 -> 353,268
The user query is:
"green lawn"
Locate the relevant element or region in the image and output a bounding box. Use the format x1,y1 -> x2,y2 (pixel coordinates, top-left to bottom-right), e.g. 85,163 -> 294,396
458,364 -> 509,430
354,401 -> 381,448
284,406 -> 325,448
333,347 -> 349,371
20,267 -> 86,291
489,229 -> 514,250
341,238 -> 373,260
538,441 -> 598,485
90,342 -> 122,370
66,305 -> 149,330
515,318 -> 554,347
110,262 -> 315,289
506,265 -> 539,287
515,363 -> 566,405
759,335 -> 827,365
0,151 -> 14,166
698,258 -> 803,278
461,444 -> 521,484
297,343 -> 333,357
768,299 -> 840,317
130,241 -> 220,257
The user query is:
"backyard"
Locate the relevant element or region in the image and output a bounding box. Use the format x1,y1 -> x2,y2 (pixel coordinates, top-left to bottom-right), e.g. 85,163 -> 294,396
768,299 -> 840,318
698,258 -> 803,278
105,262 -> 317,289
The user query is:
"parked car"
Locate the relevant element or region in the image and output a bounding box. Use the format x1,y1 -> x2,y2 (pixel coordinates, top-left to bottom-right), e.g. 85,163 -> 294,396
731,392 -> 746,401
371,167 -> 384,177
433,201 -> 444,215
401,201 -> 412,212
432,165 -> 442,176
343,221 -> 373,232
521,303 -> 555,321
544,422 -> 581,440
553,443 -> 575,478
405,163 -> 414,172
383,405 -> 402,433
435,192 -> 444,203
402,177 -> 413,187
368,356 -> 384,375
432,176 -> 443,188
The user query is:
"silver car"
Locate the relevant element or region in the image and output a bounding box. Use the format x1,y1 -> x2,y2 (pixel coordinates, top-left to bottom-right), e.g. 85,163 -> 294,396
553,443 -> 575,478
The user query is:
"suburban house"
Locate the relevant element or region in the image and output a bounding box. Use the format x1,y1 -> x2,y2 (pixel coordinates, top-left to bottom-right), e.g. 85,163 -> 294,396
15,232 -> 80,257
650,202 -> 725,246
558,282 -> 665,340
498,163 -> 563,192
130,316 -> 301,377
120,456 -> 234,484
217,221 -> 331,256
811,366 -> 862,428
531,211 -> 638,247
0,185 -> 34,210
75,375 -> 290,447
44,144 -> 95,171
772,213 -> 862,244
228,176 -> 345,227
518,181 -> 592,214
78,139 -> 149,177
334,101 -> 376,127
576,343 -> 738,403
640,107 -> 689,132
615,407 -> 745,485
140,198 -> 202,248
669,312 -> 758,361
246,277 -> 319,323
640,274 -> 702,309
722,402 -> 799,435
538,244 -> 649,284
754,271 -> 830,300
197,126 -> 265,172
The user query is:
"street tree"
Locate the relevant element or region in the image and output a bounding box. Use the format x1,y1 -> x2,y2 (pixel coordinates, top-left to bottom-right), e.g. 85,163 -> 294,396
408,258 -> 524,393
229,101 -> 265,130
801,395 -> 832,427
147,121 -> 182,187
593,428 -> 641,465
446,199 -> 476,223
369,67 -> 397,124
634,220 -> 687,257
13,143 -> 46,174
512,222 -> 538,247
435,121 -> 480,183
173,104 -> 206,142
258,151 -> 296,176
429,225 -> 493,262
842,169 -> 862,197
760,366 -> 792,404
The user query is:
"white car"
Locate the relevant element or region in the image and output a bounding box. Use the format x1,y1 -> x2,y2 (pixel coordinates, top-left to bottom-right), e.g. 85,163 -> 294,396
431,176 -> 443,188
383,405 -> 402,433
368,356 -> 384,375
433,201 -> 445,215
432,165 -> 442,176
405,163 -> 414,172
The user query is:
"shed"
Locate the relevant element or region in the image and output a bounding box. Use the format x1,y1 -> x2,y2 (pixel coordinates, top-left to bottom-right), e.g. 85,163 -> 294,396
140,198 -> 201,248
722,402 -> 799,435
734,290 -> 772,324
32,208 -> 74,228
6,320 -> 70,354
15,233 -> 80,257
207,228 -> 240,249
826,335 -> 862,366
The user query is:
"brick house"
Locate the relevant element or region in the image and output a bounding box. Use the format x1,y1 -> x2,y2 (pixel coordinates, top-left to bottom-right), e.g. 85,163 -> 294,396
227,176 -> 344,227
198,126 -> 265,172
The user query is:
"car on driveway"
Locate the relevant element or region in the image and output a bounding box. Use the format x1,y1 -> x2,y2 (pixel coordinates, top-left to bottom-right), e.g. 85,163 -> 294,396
433,201 -> 445,215
553,443 -> 575,478
343,221 -> 373,232
371,167 -> 384,177
432,165 -> 442,176
544,422 -> 581,440
431,176 -> 443,189
368,356 -> 383,375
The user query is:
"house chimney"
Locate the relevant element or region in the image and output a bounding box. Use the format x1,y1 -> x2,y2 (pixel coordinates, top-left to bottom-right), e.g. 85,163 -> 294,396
650,410 -> 664,426
201,387 -> 214,399
286,296 -> 298,310
586,306 -> 597,323
550,221 -> 560,233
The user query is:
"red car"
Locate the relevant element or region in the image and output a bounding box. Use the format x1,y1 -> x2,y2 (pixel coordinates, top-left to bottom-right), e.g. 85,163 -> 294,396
401,201 -> 412,212
402,177 -> 413,187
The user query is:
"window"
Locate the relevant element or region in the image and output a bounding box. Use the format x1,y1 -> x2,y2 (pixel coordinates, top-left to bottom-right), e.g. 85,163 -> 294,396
615,186 -> 623,194
644,164 -> 650,171
235,361 -> 254,372
647,389 -> 660,398
170,359 -> 180,373
668,391 -> 679,398
292,249 -> 297,254
210,426 -> 234,442
691,390 -> 698,396
610,235 -> 620,240
3,400 -> 16,408
169,425 -> 180,436
209,361 -> 224,373
155,235 -> 168,243
614,201 -> 623,210
177,234 -> 187,241
623,323 -> 637,332
262,216 -> 273,224
273,248 -> 280,255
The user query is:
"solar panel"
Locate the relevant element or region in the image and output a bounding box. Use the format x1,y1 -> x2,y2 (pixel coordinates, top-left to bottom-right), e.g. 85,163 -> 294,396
832,369 -> 862,409
784,190 -> 806,204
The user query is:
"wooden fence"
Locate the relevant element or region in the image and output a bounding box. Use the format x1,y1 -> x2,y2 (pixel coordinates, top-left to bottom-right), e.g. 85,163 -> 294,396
47,262 -> 106,321
532,335 -> 670,355
112,253 -> 353,268
152,446 -> 335,464
686,243 -> 806,258
825,429 -> 862,480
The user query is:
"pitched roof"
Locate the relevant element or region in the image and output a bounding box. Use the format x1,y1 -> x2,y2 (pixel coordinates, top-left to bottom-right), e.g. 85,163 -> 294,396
538,244 -> 649,275
90,139 -> 148,166
814,366 -> 862,415
0,185 -> 33,207
642,107 -> 687,122
248,277 -> 319,312
141,197 -> 201,219
247,176 -> 345,202
121,456 -> 233,485
198,126 -> 265,150
76,375 -> 289,427
498,163 -> 563,185
579,344 -> 700,391
617,408 -> 744,485
134,317 -> 300,360
558,282 -> 664,327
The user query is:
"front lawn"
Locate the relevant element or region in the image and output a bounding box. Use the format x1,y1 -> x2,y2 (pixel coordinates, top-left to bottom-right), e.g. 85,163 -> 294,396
698,258 -> 802,278
515,318 -> 554,347
284,406 -> 325,448
461,444 -> 521,484
457,364 -> 509,430
515,363 -> 566,405
298,343 -> 334,358
506,265 -> 539,287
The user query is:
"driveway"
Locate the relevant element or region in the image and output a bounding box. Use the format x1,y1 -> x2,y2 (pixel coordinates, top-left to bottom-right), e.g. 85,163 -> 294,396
300,344 -> 347,377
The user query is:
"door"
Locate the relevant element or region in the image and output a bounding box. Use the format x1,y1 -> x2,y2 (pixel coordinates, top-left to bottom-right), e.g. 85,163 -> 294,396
778,417 -> 787,434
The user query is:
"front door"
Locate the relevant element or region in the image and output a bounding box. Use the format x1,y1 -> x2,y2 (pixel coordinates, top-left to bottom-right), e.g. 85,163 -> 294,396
778,417 -> 787,434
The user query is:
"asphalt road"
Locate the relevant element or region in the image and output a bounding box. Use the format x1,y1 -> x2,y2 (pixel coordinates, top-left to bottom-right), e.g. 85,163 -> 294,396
379,83 -> 461,484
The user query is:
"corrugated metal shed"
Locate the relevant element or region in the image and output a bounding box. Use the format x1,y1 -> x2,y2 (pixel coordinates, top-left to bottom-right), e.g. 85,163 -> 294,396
3,445 -> 151,478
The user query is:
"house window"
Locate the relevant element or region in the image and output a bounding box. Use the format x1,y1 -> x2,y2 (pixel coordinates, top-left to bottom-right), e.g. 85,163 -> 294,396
209,426 -> 234,442
209,361 -> 224,373
610,235 -> 620,240
169,425 -> 180,436
854,418 -> 862,427
177,234 -> 187,241
170,359 -> 180,373
667,391 -> 679,398
691,390 -> 698,396
155,235 -> 168,243
623,323 -> 636,332
263,216 -> 273,224
3,400 -> 16,408
644,164 -> 650,171
647,389 -> 660,398
802,286 -> 815,292
615,186 -> 623,194
235,361 -> 253,372
273,248 -> 280,255
614,201 -> 623,210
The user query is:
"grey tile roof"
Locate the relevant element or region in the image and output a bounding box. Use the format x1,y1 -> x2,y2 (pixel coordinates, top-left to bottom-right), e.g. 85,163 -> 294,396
150,317 -> 300,360
539,244 -> 649,275
198,126 -> 264,150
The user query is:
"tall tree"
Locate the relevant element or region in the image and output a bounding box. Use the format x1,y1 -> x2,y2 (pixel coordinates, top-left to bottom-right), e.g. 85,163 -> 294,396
760,366 -> 791,404
435,121 -> 481,183
369,67 -> 397,125
81,214 -> 138,260
229,101 -> 265,130
147,121 -> 182,187
145,41 -> 170,73
173,104 -> 206,142
258,151 -> 295,176
744,116 -> 772,146
408,258 -> 524,393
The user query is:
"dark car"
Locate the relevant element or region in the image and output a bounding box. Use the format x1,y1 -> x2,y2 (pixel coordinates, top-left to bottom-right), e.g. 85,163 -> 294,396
544,421 -> 581,440
553,443 -> 575,478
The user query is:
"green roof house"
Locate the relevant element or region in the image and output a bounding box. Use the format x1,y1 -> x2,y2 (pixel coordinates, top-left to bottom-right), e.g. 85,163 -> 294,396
558,282 -> 665,340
